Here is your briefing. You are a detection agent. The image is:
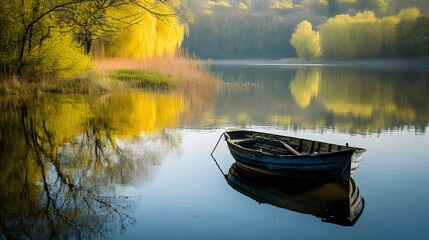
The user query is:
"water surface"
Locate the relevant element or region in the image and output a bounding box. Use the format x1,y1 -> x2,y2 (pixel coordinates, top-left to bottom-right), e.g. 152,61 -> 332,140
1,63 -> 428,239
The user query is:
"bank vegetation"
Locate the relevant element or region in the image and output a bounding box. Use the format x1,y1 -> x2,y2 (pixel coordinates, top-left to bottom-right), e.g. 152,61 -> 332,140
0,0 -> 219,96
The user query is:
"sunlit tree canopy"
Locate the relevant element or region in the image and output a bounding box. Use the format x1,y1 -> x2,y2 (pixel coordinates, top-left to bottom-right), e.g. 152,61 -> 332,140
104,1 -> 187,58
0,0 -> 188,77
318,8 -> 423,59
290,20 -> 321,60
183,0 -> 429,59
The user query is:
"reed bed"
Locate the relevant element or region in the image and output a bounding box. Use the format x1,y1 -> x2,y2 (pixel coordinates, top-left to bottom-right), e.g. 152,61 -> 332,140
96,56 -> 220,114
1,55 -> 220,98
95,56 -> 219,91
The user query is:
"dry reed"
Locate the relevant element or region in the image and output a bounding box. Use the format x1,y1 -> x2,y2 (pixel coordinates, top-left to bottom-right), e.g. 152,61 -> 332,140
1,56 -> 220,117
95,56 -> 218,89
95,56 -> 220,114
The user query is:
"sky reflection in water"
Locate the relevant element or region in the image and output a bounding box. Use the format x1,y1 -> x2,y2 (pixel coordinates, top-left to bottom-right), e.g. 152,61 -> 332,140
1,65 -> 428,239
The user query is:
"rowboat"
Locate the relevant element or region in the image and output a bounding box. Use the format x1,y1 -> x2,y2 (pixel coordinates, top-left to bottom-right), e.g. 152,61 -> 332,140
223,129 -> 366,183
226,163 -> 365,226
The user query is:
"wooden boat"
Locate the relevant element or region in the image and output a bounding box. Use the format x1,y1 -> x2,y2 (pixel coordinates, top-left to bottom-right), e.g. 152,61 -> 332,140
226,163 -> 365,226
224,129 -> 366,183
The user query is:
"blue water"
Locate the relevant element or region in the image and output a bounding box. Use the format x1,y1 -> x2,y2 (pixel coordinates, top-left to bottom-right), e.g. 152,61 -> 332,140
1,63 -> 428,239
113,128 -> 428,239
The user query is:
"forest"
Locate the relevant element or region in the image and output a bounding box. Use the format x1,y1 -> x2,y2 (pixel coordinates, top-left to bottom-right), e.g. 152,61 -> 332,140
1,0 -> 429,83
0,0 -> 188,79
182,0 -> 429,59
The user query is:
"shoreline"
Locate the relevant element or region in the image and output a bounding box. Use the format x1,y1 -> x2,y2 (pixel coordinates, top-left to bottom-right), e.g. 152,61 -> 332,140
205,57 -> 429,69
0,57 -> 220,96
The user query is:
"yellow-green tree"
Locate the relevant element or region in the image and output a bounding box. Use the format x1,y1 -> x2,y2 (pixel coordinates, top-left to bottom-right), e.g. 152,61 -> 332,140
392,9 -> 429,57
318,11 -> 382,59
0,0 -> 92,77
104,1 -> 188,58
290,20 -> 321,60
0,0 -> 188,77
317,8 -> 422,59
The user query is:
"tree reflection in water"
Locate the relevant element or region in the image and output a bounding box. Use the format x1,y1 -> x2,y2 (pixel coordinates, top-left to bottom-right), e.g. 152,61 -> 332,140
287,67 -> 429,132
189,65 -> 429,133
0,94 -> 183,239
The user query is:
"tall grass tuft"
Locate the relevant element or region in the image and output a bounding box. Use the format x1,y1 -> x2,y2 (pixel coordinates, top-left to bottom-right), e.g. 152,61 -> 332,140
96,55 -> 218,90
1,54 -> 220,99
109,69 -> 183,89
96,55 -> 220,113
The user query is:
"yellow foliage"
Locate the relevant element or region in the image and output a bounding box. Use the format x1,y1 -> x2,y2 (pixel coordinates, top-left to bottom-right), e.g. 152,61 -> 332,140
289,68 -> 320,108
318,0 -> 328,6
270,115 -> 292,126
29,29 -> 93,78
203,9 -> 213,14
290,21 -> 321,60
105,0 -> 186,58
206,1 -> 232,8
396,7 -> 421,20
23,96 -> 92,143
0,0 -> 95,77
236,113 -> 250,127
324,102 -> 373,118
319,11 -> 382,59
94,92 -> 185,136
369,0 -> 389,13
269,0 -> 295,10
318,8 -> 422,59
383,103 -> 416,121
288,68 -> 418,121
237,2 -> 249,10
199,112 -> 230,126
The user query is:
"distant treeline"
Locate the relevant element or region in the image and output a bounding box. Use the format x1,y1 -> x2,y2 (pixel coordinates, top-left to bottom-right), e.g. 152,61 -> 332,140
292,8 -> 429,59
183,0 -> 429,59
183,12 -> 322,58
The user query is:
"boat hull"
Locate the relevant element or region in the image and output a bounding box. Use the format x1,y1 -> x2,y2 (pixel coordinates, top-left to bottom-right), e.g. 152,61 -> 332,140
224,129 -> 364,183
227,142 -> 355,182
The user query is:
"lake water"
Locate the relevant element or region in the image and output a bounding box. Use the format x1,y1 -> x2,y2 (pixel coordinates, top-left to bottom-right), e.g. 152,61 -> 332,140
1,62 -> 429,239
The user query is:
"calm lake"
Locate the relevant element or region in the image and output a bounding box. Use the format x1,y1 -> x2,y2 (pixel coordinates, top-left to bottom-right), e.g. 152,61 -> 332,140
1,62 -> 429,239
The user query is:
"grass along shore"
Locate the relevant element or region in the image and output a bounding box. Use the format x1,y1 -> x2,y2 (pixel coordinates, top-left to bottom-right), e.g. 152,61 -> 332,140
108,70 -> 183,89
0,56 -> 219,95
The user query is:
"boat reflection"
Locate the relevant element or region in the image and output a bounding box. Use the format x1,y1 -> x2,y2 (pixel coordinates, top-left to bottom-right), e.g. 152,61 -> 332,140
226,163 -> 365,226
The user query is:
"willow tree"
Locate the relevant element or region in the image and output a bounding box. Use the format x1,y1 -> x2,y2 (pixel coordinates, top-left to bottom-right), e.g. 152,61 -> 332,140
290,20 -> 321,60
0,0 -> 188,77
104,1 -> 188,58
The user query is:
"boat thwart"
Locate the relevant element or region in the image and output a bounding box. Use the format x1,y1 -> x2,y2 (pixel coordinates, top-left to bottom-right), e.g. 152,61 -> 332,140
223,129 -> 366,183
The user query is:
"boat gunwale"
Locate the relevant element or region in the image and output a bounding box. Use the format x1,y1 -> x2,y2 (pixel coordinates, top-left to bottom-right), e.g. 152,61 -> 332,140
224,129 -> 366,158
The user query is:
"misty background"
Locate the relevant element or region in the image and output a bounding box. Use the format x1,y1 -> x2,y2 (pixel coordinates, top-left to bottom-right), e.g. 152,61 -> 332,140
182,0 -> 429,59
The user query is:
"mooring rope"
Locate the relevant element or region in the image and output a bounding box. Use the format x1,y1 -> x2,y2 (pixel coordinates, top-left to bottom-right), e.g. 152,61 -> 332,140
210,132 -> 224,156
211,154 -> 226,177
210,132 -> 227,177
